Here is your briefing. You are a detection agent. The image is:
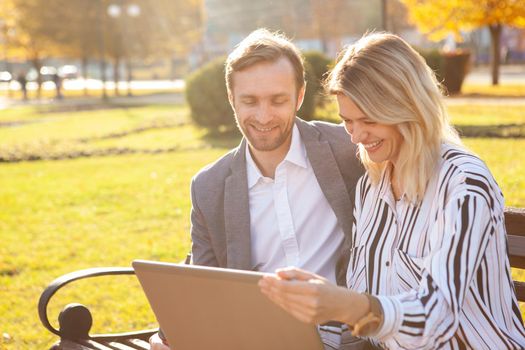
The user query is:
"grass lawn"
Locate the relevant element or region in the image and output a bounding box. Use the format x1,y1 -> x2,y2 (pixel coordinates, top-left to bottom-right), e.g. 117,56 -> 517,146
0,101 -> 524,349
463,138 -> 525,207
0,151 -> 227,349
461,83 -> 525,97
0,105 -> 190,144
447,104 -> 525,126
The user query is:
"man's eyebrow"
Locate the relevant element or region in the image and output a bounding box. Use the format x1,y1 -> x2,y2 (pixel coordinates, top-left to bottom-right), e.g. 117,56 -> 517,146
238,94 -> 256,99
238,93 -> 289,99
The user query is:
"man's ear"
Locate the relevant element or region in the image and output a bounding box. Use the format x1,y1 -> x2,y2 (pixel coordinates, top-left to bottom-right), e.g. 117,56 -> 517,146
295,84 -> 306,112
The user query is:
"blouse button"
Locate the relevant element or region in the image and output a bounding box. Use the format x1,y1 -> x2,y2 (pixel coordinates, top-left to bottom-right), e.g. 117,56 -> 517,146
385,261 -> 390,266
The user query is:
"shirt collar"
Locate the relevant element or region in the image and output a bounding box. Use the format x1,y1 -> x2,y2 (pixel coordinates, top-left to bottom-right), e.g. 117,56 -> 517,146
246,124 -> 307,189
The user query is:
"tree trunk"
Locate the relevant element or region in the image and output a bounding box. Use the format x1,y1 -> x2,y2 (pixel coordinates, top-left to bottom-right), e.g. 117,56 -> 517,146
381,0 -> 388,31
82,56 -> 88,96
489,24 -> 502,86
31,57 -> 42,99
98,0 -> 107,100
126,58 -> 133,97
113,56 -> 120,96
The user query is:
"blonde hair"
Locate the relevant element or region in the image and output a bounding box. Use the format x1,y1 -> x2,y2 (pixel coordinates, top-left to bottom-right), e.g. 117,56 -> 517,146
225,28 -> 305,96
326,32 -> 462,203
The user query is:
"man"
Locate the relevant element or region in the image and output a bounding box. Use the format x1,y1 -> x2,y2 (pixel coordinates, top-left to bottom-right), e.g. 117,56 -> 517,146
150,29 -> 365,350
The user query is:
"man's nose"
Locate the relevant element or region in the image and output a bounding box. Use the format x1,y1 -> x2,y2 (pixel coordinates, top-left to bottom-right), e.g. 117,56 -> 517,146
254,103 -> 272,124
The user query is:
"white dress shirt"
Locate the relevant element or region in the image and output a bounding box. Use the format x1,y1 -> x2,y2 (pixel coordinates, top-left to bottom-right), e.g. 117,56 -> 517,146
245,124 -> 344,283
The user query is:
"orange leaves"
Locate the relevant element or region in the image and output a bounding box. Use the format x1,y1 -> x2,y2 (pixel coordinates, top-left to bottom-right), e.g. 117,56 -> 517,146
400,0 -> 525,41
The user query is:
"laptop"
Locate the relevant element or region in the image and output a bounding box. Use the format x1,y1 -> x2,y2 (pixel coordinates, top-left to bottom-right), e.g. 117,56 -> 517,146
132,259 -> 324,350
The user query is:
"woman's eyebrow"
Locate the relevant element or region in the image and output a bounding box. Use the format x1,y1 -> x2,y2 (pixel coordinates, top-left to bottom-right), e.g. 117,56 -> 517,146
339,113 -> 367,121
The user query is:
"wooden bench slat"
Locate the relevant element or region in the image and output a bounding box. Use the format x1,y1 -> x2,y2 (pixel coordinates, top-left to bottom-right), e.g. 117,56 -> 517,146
78,340 -> 115,350
55,339 -> 97,350
508,235 -> 525,270
106,341 -> 141,350
506,208 -> 525,304
515,281 -> 525,304
122,339 -> 150,350
505,208 -> 525,237
54,338 -> 149,350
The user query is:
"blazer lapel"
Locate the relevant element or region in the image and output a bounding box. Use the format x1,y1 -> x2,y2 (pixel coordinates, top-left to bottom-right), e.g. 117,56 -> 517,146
224,139 -> 252,270
296,119 -> 354,237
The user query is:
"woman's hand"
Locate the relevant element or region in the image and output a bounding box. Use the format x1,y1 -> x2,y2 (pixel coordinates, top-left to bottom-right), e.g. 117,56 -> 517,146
149,332 -> 170,350
258,267 -> 368,325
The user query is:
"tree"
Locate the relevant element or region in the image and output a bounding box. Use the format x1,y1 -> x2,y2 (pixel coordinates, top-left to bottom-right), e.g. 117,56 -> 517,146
0,0 -> 17,75
383,0 -> 412,34
9,0 -> 68,97
5,0 -> 204,98
401,0 -> 525,85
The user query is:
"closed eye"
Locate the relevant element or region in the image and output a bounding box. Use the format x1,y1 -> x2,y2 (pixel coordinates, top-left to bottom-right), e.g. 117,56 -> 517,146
340,117 -> 353,125
241,99 -> 256,106
272,96 -> 289,105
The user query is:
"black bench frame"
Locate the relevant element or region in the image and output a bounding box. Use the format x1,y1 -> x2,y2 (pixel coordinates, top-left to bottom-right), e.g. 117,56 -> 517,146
38,208 -> 525,350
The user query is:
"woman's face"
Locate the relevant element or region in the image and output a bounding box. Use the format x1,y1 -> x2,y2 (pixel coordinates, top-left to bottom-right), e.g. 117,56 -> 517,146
337,94 -> 404,166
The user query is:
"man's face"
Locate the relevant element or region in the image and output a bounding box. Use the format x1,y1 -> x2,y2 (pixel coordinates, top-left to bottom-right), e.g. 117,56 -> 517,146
229,58 -> 305,154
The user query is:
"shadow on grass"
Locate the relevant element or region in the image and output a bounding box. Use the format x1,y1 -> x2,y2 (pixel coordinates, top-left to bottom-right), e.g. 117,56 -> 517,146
201,127 -> 242,149
456,124 -> 525,138
37,102 -> 147,114
452,93 -> 525,99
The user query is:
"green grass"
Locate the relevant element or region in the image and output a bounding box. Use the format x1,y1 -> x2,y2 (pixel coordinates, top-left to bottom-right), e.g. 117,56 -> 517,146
447,104 -> 525,126
463,138 -> 525,207
0,151 -> 227,349
0,102 -> 524,349
90,124 -> 207,150
0,105 -> 189,145
461,83 -> 525,97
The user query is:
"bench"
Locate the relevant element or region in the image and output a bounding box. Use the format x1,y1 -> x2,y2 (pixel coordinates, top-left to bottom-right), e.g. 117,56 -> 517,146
38,208 -> 525,349
38,255 -> 191,350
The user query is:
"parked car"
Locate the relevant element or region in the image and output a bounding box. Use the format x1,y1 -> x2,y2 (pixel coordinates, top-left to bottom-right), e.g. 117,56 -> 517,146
0,71 -> 12,83
58,65 -> 79,79
26,66 -> 57,82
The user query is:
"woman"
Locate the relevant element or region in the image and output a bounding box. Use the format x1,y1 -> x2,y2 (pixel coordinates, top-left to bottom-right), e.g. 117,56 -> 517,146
258,33 -> 525,349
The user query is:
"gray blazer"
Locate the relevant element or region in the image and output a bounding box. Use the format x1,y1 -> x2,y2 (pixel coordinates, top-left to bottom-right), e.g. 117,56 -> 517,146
190,118 -> 364,285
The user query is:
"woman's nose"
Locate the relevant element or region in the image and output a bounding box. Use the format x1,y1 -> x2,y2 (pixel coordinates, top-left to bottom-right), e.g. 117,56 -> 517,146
350,124 -> 365,144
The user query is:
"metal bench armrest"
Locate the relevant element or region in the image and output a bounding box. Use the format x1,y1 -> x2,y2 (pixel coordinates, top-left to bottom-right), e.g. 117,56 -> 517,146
38,267 -> 157,341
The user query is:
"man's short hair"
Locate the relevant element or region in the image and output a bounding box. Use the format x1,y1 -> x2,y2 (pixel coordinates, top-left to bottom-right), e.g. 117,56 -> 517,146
225,28 -> 305,95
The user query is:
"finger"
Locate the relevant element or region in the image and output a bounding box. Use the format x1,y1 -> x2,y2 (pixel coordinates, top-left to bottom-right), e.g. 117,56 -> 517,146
267,277 -> 324,297
265,290 -> 325,324
290,304 -> 326,324
275,267 -> 321,281
258,275 -> 282,294
272,285 -> 321,308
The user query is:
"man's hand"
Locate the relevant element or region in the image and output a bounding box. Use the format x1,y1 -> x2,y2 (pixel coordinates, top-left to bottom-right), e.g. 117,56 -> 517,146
258,267 -> 369,325
149,332 -> 170,350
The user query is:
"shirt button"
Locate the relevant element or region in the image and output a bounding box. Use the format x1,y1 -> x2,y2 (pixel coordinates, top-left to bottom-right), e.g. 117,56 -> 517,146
385,261 -> 390,266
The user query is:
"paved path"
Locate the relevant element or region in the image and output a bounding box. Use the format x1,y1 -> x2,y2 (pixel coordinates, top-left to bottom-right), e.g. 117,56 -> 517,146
0,92 -> 184,110
464,65 -> 525,85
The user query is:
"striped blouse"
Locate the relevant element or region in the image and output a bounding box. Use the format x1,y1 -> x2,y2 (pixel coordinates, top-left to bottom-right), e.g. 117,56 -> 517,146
346,144 -> 525,349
